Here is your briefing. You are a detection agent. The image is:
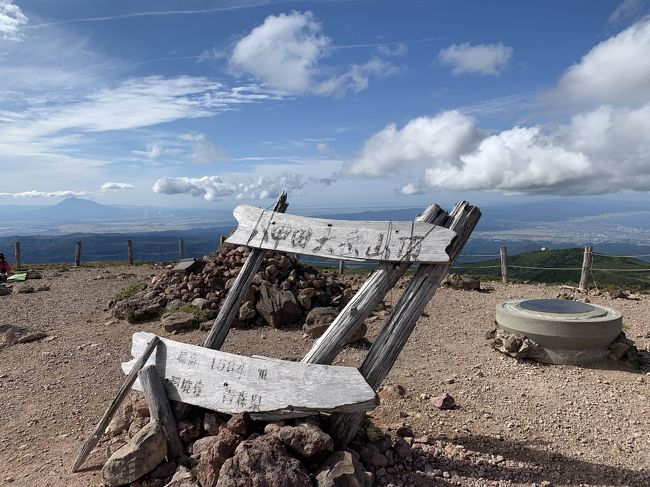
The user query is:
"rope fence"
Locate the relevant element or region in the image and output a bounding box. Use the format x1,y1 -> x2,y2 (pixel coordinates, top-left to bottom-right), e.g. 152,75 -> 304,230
5,237 -> 224,269
450,245 -> 650,290
4,238 -> 650,289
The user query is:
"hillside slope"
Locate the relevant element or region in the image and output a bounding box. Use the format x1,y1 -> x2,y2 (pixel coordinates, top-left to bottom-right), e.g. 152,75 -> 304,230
456,247 -> 650,289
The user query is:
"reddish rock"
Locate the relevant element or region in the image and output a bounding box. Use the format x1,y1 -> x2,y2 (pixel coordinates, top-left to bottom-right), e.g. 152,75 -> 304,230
177,418 -> 203,443
226,413 -> 253,437
431,393 -> 456,410
255,283 -> 303,328
194,429 -> 241,487
266,422 -> 334,459
203,412 -> 225,436
216,435 -> 311,487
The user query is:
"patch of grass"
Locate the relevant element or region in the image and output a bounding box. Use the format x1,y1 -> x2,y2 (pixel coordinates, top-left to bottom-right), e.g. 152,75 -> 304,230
360,419 -> 384,442
114,282 -> 147,301
166,303 -> 209,325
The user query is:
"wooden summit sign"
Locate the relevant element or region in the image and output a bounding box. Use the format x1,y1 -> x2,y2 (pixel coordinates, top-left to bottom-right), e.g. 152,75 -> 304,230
122,332 -> 377,418
226,205 -> 456,263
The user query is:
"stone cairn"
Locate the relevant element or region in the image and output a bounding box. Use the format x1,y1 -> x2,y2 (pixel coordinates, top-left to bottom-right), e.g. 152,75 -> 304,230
111,244 -> 358,335
100,388 -> 462,487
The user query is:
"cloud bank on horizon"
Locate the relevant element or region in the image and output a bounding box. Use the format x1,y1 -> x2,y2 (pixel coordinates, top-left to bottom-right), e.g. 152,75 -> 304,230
1,1 -> 650,206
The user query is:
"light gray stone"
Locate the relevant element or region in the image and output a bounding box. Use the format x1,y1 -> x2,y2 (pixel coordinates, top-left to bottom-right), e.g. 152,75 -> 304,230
102,421 -> 167,486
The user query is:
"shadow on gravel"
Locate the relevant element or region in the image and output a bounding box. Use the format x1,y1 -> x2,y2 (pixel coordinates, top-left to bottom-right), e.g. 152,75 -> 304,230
447,434 -> 647,486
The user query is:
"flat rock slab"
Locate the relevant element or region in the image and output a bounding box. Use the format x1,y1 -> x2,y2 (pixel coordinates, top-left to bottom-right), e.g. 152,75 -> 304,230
122,332 -> 377,418
0,325 -> 47,348
172,259 -> 202,274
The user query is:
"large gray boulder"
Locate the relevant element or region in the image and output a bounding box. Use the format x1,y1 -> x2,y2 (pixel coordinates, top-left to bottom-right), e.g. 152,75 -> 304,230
255,283 -> 302,328
216,435 -> 312,487
102,420 -> 167,486
264,422 -> 333,459
162,311 -> 196,332
315,450 -> 373,487
303,307 -> 366,343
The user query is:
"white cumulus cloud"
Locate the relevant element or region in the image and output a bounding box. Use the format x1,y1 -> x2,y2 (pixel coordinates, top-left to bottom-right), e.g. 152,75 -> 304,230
230,11 -> 330,93
348,103 -> 650,196
230,11 -> 396,95
345,111 -> 482,177
438,42 -> 512,76
152,173 -> 313,201
0,190 -> 91,198
555,17 -> 650,104
0,0 -> 28,41
100,182 -> 134,192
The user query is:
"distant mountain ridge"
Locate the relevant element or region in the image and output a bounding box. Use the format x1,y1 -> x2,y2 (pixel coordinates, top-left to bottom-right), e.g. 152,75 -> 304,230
25,197 -> 140,221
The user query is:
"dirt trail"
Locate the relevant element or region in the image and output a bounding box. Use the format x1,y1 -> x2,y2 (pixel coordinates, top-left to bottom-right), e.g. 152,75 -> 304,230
0,264 -> 648,486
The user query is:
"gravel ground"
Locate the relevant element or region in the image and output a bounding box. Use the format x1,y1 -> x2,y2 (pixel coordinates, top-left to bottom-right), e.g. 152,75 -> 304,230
0,264 -> 648,487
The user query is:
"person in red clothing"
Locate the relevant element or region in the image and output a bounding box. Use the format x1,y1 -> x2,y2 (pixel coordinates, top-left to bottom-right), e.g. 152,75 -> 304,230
0,253 -> 12,279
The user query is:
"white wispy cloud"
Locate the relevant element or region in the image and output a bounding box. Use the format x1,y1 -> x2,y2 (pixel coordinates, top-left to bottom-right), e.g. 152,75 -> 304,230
178,133 -> 227,164
555,17 -> 650,104
0,190 -> 92,198
0,0 -> 28,41
609,0 -> 646,23
438,42 -> 513,76
0,76 -> 284,159
28,2 -> 276,28
100,182 -> 134,192
377,42 -> 407,57
229,11 -> 397,95
152,172 -> 314,201
132,142 -> 181,160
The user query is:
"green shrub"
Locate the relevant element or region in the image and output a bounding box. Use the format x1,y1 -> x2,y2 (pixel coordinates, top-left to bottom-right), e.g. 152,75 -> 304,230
114,282 -> 147,301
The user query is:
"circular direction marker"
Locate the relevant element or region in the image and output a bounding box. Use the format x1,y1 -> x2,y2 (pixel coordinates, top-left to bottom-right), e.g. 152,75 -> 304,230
495,298 -> 622,364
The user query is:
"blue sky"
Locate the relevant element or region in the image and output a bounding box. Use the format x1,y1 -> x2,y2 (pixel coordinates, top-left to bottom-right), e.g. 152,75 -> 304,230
1,0 -> 649,210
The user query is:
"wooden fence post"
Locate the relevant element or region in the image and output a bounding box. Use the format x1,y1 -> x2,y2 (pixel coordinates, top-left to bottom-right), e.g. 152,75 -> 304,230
579,245 -> 593,291
500,246 -> 509,284
127,240 -> 134,265
14,241 -> 21,271
179,238 -> 185,259
75,241 -> 81,267
338,259 -> 345,275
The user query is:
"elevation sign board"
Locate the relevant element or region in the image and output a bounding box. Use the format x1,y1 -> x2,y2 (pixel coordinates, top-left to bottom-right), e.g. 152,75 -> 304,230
226,205 -> 456,263
122,332 -> 377,417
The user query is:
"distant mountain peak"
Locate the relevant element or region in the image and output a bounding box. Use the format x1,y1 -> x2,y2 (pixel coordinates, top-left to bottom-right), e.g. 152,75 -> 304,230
29,197 -> 136,221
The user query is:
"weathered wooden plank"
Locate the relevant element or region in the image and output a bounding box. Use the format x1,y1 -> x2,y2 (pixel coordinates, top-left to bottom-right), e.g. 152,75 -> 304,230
138,365 -> 186,462
72,336 -> 160,473
329,202 -> 481,447
226,205 -> 456,263
301,204 -> 448,365
203,192 -> 288,350
122,332 -> 377,417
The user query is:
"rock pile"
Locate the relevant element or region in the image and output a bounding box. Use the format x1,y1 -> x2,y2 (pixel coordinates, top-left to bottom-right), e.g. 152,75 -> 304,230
103,388 -> 553,487
101,395 -> 375,487
112,244 -> 352,330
